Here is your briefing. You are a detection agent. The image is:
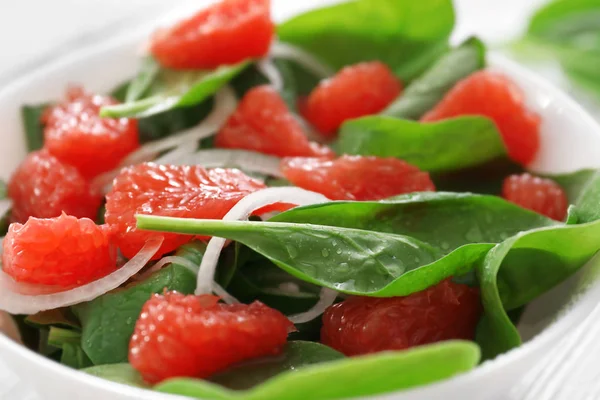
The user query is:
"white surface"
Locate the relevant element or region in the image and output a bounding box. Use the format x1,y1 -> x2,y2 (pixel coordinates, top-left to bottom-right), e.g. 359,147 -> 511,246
1,1 -> 600,400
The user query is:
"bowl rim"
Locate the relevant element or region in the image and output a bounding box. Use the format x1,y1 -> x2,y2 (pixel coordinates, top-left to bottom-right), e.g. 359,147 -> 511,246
1,13 -> 600,400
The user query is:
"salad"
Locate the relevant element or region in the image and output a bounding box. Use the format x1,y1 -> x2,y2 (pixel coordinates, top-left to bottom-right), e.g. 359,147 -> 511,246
1,0 -> 600,398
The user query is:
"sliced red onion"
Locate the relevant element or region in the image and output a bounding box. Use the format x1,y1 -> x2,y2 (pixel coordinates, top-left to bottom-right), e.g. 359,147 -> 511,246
195,187 -> 330,296
270,42 -> 334,79
160,149 -> 283,178
256,59 -> 284,92
0,236 -> 163,315
288,287 -> 338,324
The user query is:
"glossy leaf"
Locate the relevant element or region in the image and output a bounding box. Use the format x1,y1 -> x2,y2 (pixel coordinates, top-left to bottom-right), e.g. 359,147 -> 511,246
277,0 -> 455,82
271,193 -> 555,255
137,193 -> 555,297
156,341 -> 480,400
210,341 -> 344,390
101,62 -> 248,118
21,104 -> 47,151
527,0 -> 600,39
569,170 -> 600,224
476,218 -> 600,359
125,56 -> 161,102
25,308 -> 80,329
337,116 -> 505,173
83,363 -> 149,388
73,242 -> 204,365
383,37 -> 486,119
518,0 -> 600,98
0,180 -> 6,200
549,168 -> 597,202
137,216 -> 441,294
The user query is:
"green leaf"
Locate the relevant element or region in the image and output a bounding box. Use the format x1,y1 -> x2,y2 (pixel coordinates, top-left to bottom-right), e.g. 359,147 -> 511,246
271,193 -> 555,256
156,341 -> 479,400
83,363 -> 149,388
101,62 -> 248,119
210,341 -> 344,390
73,242 -> 204,365
277,0 -> 455,82
336,116 -> 505,173
125,56 -> 161,102
25,308 -> 80,330
476,218 -> 600,359
433,157 -> 524,195
549,168 -> 598,202
383,37 -> 486,119
0,180 -> 6,199
46,327 -> 93,369
137,193 -> 555,297
517,0 -> 600,99
568,170 -> 600,223
137,216 -> 441,295
137,100 -> 214,144
21,104 -> 47,151
60,342 -> 94,369
527,0 -> 600,39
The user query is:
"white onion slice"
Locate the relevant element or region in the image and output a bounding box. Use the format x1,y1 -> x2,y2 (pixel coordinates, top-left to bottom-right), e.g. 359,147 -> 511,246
0,199 -> 11,221
160,149 -> 283,178
153,143 -> 198,165
93,86 -> 239,194
270,42 -> 334,79
256,59 -> 284,92
122,86 -> 238,165
132,254 -> 200,282
0,236 -> 163,315
195,187 -> 330,296
288,287 -> 338,324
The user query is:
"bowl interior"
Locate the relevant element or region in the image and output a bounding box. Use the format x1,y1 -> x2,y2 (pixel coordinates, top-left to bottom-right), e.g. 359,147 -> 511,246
1,2 -> 600,399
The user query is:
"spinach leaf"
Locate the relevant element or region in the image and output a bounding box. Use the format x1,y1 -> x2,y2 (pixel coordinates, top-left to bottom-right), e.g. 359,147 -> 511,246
125,56 -> 161,103
137,216 -> 441,294
434,157 -> 524,195
516,0 -> 600,99
47,327 -> 93,369
101,61 -> 248,119
156,341 -> 479,400
568,170 -> 600,223
210,341 -> 344,390
271,193 -> 555,255
137,100 -> 214,143
83,363 -> 149,388
549,168 -> 598,202
277,0 -> 455,82
21,104 -> 47,151
383,37 -> 486,119
60,342 -> 94,369
110,81 -> 130,102
0,180 -> 6,199
476,218 -> 600,359
137,194 -> 555,297
73,241 -> 204,365
25,308 -> 80,330
227,260 -> 321,315
337,116 -> 505,173
527,0 -> 600,40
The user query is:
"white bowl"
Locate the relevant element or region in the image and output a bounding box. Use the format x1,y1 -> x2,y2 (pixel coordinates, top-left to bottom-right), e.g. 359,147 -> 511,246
1,2 -> 600,399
